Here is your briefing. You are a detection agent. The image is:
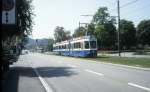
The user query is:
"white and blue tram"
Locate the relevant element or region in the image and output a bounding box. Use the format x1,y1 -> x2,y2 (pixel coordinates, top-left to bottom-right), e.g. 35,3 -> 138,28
53,36 -> 97,57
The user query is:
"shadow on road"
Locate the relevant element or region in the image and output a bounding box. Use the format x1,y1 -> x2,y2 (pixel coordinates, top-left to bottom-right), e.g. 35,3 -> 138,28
2,66 -> 77,92
37,66 -> 78,78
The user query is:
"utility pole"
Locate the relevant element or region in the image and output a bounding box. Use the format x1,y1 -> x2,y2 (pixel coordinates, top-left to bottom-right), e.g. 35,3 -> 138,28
79,21 -> 80,32
36,39 -> 38,52
80,15 -> 93,36
117,0 -> 121,56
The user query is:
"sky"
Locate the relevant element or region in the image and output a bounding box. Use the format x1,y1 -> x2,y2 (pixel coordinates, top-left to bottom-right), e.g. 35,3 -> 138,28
31,0 -> 150,39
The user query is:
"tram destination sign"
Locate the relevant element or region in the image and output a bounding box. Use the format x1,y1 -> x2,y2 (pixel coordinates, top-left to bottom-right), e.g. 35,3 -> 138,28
2,0 -> 16,25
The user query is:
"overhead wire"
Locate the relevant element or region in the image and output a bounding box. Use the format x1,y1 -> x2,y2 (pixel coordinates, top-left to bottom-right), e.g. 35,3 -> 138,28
120,0 -> 139,8
109,0 -> 140,12
121,3 -> 150,15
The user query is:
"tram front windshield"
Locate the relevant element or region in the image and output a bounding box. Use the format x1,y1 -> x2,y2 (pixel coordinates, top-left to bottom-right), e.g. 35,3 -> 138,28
84,41 -> 96,49
90,41 -> 96,48
84,41 -> 89,49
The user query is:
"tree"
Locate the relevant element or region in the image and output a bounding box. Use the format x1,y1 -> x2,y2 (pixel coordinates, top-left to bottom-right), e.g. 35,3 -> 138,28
47,38 -> 54,51
92,7 -> 117,49
92,7 -> 115,25
120,19 -> 136,49
2,0 -> 34,39
17,0 -> 34,35
94,23 -> 116,49
73,26 -> 86,37
1,0 -> 34,71
54,26 -> 71,42
87,23 -> 95,35
137,20 -> 150,46
16,0 -> 34,50
92,7 -> 109,25
94,25 -> 105,48
2,0 -> 34,52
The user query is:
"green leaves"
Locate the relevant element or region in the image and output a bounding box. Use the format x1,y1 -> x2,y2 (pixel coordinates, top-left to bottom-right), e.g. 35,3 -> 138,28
73,27 -> 86,37
16,0 -> 34,36
54,26 -> 71,42
92,7 -> 117,49
92,7 -> 107,24
47,38 -> 54,51
137,20 -> 150,45
120,19 -> 136,49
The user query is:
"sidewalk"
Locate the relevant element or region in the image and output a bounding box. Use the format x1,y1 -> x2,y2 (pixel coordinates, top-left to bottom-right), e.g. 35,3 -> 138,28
2,56 -> 44,92
98,52 -> 150,58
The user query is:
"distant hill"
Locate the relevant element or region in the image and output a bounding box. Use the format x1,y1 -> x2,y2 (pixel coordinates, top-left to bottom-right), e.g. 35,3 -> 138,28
25,38 -> 49,49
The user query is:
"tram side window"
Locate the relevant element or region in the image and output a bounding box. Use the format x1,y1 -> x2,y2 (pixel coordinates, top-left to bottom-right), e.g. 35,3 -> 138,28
73,43 -> 76,48
66,44 -> 68,49
63,45 -> 65,49
64,45 -> 66,49
71,43 -> 74,49
81,42 -> 83,49
84,41 -> 89,49
68,43 -> 70,49
64,45 -> 65,49
73,42 -> 81,48
78,42 -> 81,48
62,45 -> 63,49
74,43 -> 76,48
90,41 -> 96,48
59,46 -> 60,49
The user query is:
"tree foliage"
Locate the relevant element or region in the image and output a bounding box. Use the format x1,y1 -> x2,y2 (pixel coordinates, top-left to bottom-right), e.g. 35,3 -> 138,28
47,38 -> 54,51
54,26 -> 71,42
2,0 -> 34,49
92,7 -> 116,25
94,23 -> 116,49
2,0 -> 34,39
87,23 -> 95,35
53,6 -> 150,50
16,0 -> 34,36
92,7 -> 117,49
73,26 -> 86,37
92,7 -> 109,25
120,19 -> 136,49
137,20 -> 150,45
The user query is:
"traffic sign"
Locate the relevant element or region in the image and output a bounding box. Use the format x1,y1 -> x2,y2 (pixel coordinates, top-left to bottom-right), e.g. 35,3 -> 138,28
2,0 -> 16,25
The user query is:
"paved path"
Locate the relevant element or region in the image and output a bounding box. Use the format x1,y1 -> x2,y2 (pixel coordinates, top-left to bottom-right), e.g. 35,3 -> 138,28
98,52 -> 150,58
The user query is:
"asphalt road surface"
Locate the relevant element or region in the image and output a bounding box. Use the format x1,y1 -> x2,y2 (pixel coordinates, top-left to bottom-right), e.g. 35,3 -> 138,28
2,53 -> 150,92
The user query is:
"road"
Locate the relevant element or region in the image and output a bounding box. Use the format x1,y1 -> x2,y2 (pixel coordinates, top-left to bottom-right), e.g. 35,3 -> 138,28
2,53 -> 150,92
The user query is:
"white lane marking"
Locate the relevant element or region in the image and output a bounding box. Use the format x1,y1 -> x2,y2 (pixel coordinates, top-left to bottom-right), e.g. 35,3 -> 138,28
85,69 -> 104,76
58,61 -> 63,63
33,68 -> 53,92
67,64 -> 77,68
128,83 -> 150,91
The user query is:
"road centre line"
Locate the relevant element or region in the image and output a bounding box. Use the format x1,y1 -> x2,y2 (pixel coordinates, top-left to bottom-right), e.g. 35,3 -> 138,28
33,67 -> 53,92
128,83 -> 150,91
85,69 -> 104,76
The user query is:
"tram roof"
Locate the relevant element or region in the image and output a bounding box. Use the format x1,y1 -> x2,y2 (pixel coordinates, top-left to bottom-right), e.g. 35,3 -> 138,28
53,35 -> 96,46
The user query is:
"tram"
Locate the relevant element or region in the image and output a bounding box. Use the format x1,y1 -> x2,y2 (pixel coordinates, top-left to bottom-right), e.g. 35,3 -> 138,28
53,35 -> 97,57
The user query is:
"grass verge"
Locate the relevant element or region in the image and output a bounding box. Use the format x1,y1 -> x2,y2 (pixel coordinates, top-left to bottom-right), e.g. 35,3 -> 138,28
86,55 -> 150,68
